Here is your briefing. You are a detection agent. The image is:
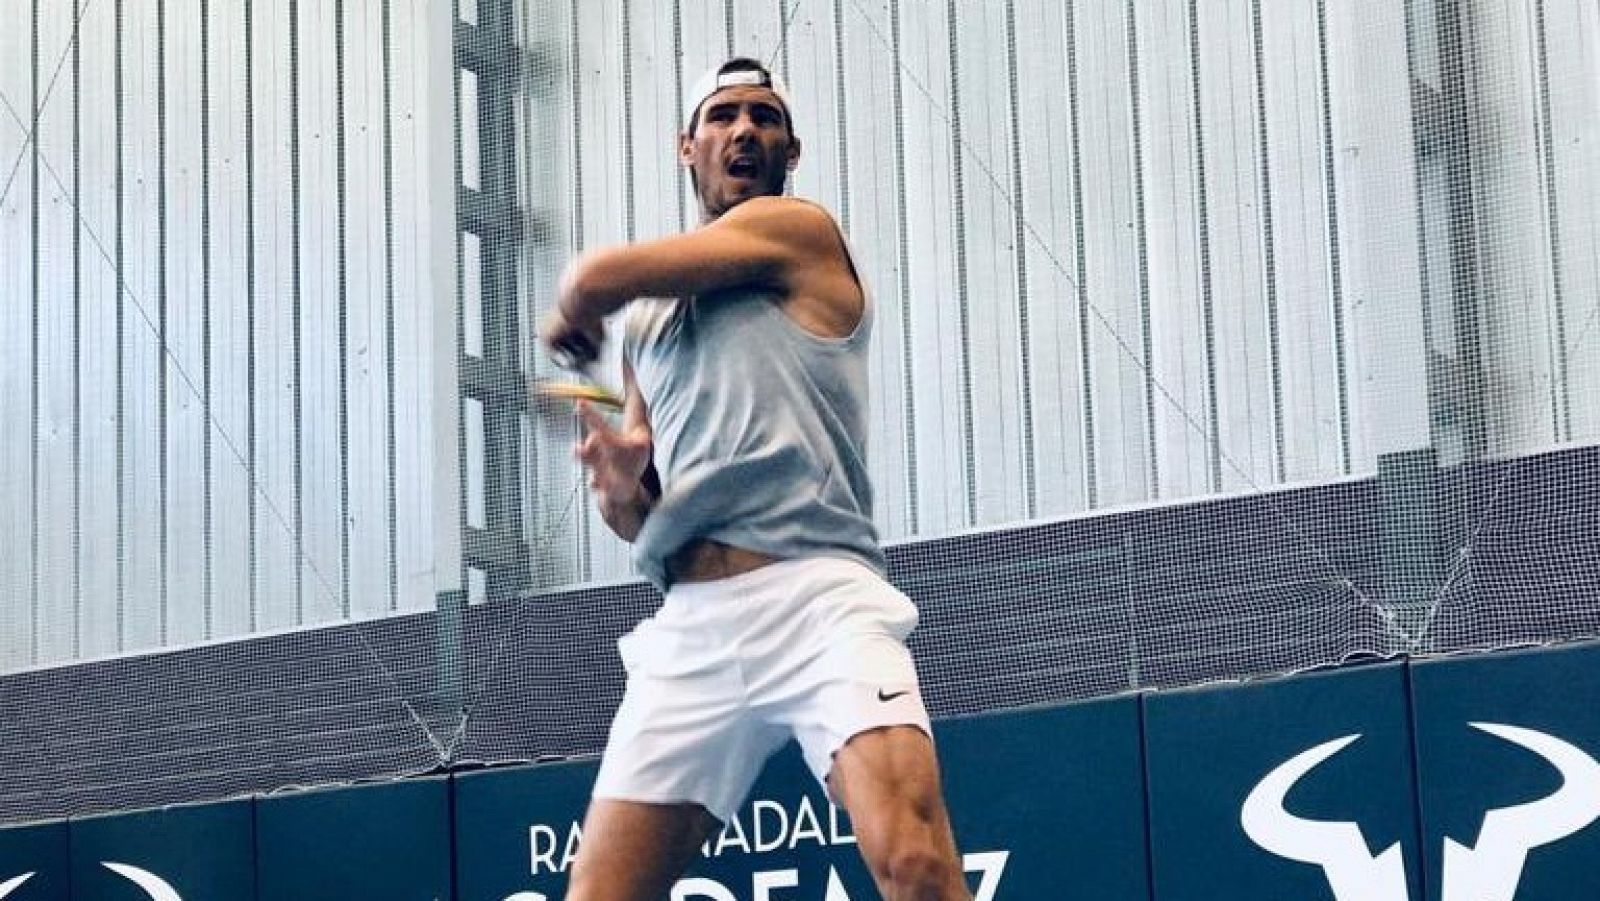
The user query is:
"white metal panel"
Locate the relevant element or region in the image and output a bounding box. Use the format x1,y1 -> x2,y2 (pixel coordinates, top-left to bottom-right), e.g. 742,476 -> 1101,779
1135,0 -> 1213,502
1015,0 -> 1090,518
1074,0 -> 1152,508
403,0 -> 453,612
1326,0 -> 1429,464
1195,0 -> 1279,492
166,0 -> 210,644
79,0 -> 123,659
1258,0 -> 1347,481
0,0 -> 38,669
297,0 -> 349,625
1469,0 -> 1559,456
205,0 -> 254,639
899,0 -> 970,534
344,0 -> 397,617
33,0 -> 79,663
464,394 -> 486,537
731,0 -> 788,84
1,0 -> 449,670
122,0 -> 166,652
250,0 -> 305,633
630,0 -> 687,241
462,66 -> 482,193
952,0 -> 1029,526
1543,0 -> 1600,443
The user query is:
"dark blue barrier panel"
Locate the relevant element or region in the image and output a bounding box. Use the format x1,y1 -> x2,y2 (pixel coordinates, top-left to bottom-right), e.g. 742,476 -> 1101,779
455,758 -> 596,901
1145,661 -> 1421,901
0,822 -> 68,901
455,697 -> 1147,899
71,800 -> 253,900
1411,640 -> 1600,900
256,776 -> 451,901
936,699 -> 1148,900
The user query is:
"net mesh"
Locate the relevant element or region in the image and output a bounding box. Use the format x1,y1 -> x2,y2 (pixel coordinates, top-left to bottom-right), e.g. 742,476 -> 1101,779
2,0 -> 1598,826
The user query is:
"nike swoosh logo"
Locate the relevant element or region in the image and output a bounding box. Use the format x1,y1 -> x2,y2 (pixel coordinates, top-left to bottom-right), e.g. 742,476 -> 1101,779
877,689 -> 911,702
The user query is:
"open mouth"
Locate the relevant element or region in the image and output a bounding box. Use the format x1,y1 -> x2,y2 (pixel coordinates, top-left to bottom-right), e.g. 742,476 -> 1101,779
727,157 -> 760,179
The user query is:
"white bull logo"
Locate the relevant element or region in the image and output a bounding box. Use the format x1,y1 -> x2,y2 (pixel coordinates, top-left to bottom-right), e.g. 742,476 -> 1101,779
0,865 -> 183,900
1242,723 -> 1600,901
102,863 -> 184,900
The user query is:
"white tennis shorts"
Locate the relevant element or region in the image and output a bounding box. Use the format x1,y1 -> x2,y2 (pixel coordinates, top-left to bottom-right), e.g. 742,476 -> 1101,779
592,555 -> 932,823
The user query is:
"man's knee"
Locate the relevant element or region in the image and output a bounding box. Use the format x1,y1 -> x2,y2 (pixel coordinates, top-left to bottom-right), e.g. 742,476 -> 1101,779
879,839 -> 961,895
857,808 -> 966,899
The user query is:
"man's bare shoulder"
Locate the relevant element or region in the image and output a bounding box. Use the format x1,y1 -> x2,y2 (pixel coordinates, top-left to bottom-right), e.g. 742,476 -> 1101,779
720,195 -> 838,239
719,197 -> 859,334
716,196 -> 847,274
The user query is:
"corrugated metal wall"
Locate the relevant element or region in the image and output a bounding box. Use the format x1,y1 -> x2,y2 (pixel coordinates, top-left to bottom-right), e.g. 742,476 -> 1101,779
1467,0 -> 1600,451
0,0 -> 459,670
6,0 -> 1599,656
511,0 -> 1600,587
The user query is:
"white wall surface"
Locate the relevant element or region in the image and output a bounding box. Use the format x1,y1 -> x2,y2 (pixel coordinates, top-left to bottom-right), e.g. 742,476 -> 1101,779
0,0 -> 459,670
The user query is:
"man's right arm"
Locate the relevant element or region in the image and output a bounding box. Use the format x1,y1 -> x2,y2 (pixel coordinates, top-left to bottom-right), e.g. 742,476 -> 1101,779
541,196 -> 855,366
592,473 -> 654,543
576,359 -> 657,543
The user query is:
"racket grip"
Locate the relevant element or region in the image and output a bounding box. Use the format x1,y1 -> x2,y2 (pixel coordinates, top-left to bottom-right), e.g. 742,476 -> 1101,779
547,322 -> 601,370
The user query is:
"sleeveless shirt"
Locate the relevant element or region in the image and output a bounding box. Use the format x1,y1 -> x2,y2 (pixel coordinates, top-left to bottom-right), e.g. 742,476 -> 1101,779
621,225 -> 884,589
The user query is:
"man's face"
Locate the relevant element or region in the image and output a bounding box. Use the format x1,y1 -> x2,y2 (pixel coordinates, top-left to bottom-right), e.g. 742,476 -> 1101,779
680,85 -> 800,218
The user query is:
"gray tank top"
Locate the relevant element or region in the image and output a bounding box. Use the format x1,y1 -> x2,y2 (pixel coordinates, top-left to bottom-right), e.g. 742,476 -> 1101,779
622,230 -> 884,589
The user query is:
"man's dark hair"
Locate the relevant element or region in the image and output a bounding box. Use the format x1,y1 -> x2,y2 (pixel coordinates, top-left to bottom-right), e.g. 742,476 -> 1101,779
686,57 -> 794,138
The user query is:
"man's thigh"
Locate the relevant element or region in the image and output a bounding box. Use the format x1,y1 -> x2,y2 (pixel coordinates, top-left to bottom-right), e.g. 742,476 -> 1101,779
568,798 -> 720,901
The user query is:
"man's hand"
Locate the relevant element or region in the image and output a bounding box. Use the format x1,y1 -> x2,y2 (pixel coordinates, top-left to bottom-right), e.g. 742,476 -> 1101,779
541,259 -> 609,369
540,306 -> 606,370
574,401 -> 655,542
575,401 -> 651,495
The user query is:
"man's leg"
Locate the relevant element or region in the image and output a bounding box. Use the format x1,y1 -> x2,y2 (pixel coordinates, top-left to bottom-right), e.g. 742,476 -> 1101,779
828,725 -> 971,901
566,798 -> 720,901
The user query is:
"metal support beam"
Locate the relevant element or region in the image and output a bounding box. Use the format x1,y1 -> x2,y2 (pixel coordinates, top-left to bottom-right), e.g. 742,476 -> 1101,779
1407,0 -> 1489,465
457,0 -> 530,601
1377,448 -> 1449,652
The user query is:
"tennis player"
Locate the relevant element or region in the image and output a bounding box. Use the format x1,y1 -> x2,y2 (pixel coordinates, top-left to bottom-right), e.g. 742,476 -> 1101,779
541,57 -> 970,901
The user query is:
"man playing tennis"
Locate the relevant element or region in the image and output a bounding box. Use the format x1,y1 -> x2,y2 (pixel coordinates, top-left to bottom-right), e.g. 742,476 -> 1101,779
541,57 -> 970,901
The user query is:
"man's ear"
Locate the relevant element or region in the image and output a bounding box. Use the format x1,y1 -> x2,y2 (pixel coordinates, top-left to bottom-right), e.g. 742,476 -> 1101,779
786,135 -> 801,171
678,131 -> 694,166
